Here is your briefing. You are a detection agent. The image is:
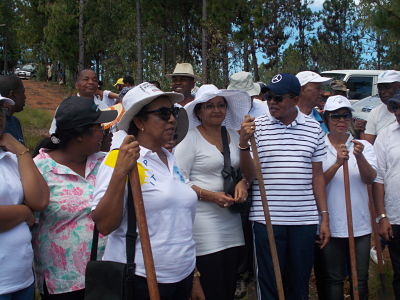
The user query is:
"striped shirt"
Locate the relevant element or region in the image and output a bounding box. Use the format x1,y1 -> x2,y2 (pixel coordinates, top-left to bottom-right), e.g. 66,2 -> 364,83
249,110 -> 326,225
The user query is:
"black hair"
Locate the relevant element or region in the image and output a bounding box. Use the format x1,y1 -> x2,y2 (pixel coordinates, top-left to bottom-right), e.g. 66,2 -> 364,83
193,97 -> 228,122
76,69 -> 96,83
149,80 -> 161,89
33,124 -> 94,157
127,105 -> 149,136
0,75 -> 23,97
123,75 -> 135,85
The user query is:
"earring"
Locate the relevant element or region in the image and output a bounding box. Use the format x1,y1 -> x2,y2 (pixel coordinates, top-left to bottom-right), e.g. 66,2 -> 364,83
141,127 -> 144,132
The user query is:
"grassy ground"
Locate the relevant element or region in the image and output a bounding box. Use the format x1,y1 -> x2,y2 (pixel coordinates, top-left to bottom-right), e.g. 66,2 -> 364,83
15,107 -> 52,152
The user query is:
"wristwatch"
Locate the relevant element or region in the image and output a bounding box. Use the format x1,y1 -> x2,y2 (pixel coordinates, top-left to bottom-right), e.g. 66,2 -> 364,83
375,213 -> 387,224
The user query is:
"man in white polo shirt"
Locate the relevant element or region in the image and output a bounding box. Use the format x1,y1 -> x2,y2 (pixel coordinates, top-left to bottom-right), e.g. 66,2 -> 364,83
240,73 -> 330,300
296,71 -> 332,133
374,91 -> 400,299
364,70 -> 400,144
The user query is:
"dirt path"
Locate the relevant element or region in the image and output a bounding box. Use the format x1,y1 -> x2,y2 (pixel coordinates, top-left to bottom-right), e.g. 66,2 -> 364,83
23,79 -> 72,111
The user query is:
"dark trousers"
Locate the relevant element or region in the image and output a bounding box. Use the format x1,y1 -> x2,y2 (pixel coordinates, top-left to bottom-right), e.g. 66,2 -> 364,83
389,224 -> 400,300
0,283 -> 34,300
315,234 -> 370,300
253,222 -> 317,300
42,287 -> 84,300
133,272 -> 193,300
196,246 -> 243,300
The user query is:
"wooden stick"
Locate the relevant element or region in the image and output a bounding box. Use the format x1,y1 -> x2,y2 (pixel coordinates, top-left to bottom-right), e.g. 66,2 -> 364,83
129,166 -> 160,300
250,136 -> 285,300
343,160 -> 359,300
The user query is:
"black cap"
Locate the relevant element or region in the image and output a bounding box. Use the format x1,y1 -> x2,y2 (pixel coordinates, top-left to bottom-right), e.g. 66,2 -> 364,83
55,96 -> 118,131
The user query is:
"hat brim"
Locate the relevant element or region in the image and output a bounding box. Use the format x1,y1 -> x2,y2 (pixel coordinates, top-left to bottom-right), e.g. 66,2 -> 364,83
307,76 -> 332,84
227,83 -> 261,97
0,96 -> 15,105
102,104 -> 125,130
185,89 -> 252,130
94,109 -> 118,125
166,73 -> 201,82
117,92 -> 184,131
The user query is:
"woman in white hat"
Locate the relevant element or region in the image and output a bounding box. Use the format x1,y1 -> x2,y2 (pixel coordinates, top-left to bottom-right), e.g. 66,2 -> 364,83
91,82 -> 198,300
174,84 -> 252,300
0,95 -> 49,299
315,95 -> 377,300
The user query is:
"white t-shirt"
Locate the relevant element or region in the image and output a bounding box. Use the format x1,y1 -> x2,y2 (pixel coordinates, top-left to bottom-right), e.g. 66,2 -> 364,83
374,122 -> 400,225
323,135 -> 376,237
0,151 -> 34,294
91,132 -> 197,283
174,127 -> 245,256
365,103 -> 396,136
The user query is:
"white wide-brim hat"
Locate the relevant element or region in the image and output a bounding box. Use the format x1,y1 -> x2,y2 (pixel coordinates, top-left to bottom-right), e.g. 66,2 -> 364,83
0,94 -> 15,105
184,84 -> 252,130
117,82 -> 184,131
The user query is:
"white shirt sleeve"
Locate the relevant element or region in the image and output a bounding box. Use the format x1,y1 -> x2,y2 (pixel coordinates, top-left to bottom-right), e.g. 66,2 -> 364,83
365,107 -> 379,135
360,140 -> 377,171
374,131 -> 387,184
174,130 -> 197,186
102,90 -> 117,107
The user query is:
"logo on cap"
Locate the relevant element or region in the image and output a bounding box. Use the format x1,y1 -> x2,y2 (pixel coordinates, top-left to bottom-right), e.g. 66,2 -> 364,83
272,74 -> 282,83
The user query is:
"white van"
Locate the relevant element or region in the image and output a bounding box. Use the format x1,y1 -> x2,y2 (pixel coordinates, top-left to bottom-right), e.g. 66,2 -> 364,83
321,70 -> 385,101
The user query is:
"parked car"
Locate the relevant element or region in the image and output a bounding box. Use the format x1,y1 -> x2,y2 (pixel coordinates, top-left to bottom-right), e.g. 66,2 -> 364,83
321,70 -> 385,102
14,63 -> 37,79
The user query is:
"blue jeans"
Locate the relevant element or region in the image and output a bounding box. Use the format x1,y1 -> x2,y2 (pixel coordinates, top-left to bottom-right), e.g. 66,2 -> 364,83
253,222 -> 317,300
0,283 -> 34,300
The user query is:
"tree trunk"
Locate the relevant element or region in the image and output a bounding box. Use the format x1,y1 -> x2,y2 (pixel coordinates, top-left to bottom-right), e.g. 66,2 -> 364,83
222,36 -> 229,87
136,0 -> 143,83
78,0 -> 85,71
201,0 -> 208,83
161,36 -> 166,76
243,42 -> 249,71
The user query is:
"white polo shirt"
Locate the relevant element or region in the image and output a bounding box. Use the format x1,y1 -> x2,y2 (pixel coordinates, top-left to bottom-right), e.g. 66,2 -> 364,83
0,150 -> 34,294
323,135 -> 376,237
249,110 -> 327,225
91,131 -> 197,283
374,121 -> 400,225
365,103 -> 396,136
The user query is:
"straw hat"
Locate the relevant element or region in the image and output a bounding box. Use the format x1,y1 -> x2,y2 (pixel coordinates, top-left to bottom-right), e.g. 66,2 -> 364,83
117,82 -> 183,131
166,63 -> 200,81
227,71 -> 260,97
184,84 -> 251,130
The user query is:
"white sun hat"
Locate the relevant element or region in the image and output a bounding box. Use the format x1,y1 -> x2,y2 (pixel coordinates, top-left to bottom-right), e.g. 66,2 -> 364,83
296,71 -> 332,86
227,71 -> 261,97
377,70 -> 400,84
324,95 -> 354,112
117,82 -> 184,131
184,84 -> 252,130
0,94 -> 15,105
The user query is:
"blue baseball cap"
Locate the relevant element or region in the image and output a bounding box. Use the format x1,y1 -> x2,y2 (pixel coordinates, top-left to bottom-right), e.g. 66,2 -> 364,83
266,73 -> 301,96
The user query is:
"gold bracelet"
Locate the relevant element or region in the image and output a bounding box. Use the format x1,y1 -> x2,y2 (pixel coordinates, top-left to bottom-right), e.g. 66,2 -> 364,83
16,148 -> 30,158
193,270 -> 201,278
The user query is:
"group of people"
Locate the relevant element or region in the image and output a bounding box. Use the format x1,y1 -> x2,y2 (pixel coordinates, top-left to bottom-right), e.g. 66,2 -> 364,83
0,63 -> 399,300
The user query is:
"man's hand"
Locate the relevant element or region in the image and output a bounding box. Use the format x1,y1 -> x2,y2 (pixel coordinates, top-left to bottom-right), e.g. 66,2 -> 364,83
239,115 -> 255,147
378,218 -> 393,241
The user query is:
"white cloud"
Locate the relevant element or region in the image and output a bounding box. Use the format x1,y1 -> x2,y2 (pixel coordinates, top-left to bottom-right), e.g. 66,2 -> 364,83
308,0 -> 359,11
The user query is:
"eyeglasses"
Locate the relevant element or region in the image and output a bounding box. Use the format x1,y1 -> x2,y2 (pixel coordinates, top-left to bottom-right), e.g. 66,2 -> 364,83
144,106 -> 180,121
388,102 -> 400,112
203,103 -> 227,111
329,112 -> 352,121
265,94 -> 293,103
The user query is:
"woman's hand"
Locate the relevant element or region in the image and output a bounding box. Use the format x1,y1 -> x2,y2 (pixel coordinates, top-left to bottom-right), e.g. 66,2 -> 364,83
191,277 -> 205,300
211,192 -> 236,208
335,144 -> 349,166
378,218 -> 393,241
318,215 -> 330,249
23,205 -> 35,227
114,135 -> 140,176
234,179 -> 248,203
239,115 -> 255,148
0,133 -> 27,155
352,140 -> 364,157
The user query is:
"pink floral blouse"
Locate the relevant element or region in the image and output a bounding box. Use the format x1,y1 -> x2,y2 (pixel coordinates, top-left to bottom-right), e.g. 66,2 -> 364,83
33,149 -> 106,294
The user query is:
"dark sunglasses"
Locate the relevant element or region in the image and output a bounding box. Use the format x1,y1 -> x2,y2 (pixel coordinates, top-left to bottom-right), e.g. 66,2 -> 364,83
329,112 -> 352,121
143,106 -> 180,121
388,102 -> 400,112
265,94 -> 293,103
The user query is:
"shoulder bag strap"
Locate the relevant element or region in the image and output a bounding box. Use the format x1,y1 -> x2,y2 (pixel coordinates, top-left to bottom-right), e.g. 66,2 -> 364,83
221,126 -> 232,170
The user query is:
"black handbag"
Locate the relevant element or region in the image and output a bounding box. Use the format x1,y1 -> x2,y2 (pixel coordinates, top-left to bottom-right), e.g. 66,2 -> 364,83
220,126 -> 249,213
85,178 -> 137,300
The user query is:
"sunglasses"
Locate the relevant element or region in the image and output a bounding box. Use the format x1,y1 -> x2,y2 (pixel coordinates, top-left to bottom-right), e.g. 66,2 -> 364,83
265,94 -> 293,103
388,102 -> 400,112
329,112 -> 352,121
144,106 -> 180,121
